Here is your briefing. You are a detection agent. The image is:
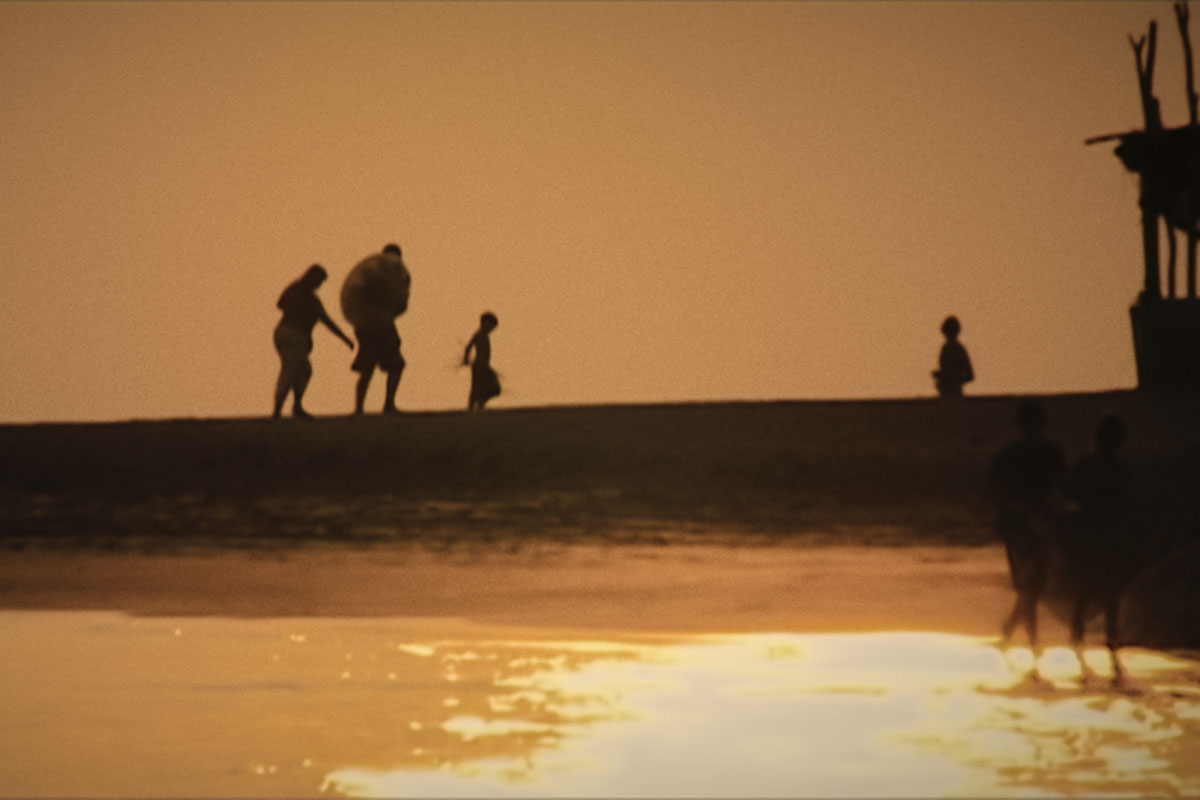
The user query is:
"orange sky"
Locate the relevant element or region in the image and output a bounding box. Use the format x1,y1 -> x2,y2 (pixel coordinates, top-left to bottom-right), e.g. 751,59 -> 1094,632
0,1 -> 1187,422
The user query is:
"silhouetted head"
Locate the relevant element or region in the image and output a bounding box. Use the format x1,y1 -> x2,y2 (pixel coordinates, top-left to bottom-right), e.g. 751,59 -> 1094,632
383,243 -> 402,257
1015,400 -> 1046,437
481,311 -> 498,331
301,264 -> 327,289
1094,413 -> 1126,454
941,315 -> 961,339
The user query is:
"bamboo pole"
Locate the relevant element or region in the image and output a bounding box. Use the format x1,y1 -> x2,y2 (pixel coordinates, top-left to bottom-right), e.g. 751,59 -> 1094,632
1132,24 -> 1164,300
1175,2 -> 1198,298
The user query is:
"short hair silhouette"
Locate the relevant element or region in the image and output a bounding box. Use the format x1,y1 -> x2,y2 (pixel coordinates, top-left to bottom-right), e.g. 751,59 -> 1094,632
933,315 -> 974,398
302,264 -> 327,286
463,311 -> 501,411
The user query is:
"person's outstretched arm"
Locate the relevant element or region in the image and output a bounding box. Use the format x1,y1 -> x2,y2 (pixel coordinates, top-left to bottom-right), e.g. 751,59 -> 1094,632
463,331 -> 478,366
319,304 -> 354,349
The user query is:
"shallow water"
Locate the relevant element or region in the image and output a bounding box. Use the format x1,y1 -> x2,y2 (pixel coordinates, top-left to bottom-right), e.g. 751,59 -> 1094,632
1,612 -> 1198,798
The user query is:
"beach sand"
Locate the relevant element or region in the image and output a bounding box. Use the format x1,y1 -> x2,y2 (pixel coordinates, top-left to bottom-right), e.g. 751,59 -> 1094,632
0,542 -> 1034,638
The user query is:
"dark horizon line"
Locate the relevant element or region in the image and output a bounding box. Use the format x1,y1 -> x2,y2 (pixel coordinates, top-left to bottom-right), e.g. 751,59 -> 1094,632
0,387 -> 1157,429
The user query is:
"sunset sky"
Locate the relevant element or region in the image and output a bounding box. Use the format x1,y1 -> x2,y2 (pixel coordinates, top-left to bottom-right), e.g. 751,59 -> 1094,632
0,1 -> 1188,423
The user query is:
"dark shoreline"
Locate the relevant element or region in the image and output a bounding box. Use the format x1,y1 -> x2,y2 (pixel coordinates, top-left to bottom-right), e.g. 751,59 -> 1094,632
2,391 -> 1198,549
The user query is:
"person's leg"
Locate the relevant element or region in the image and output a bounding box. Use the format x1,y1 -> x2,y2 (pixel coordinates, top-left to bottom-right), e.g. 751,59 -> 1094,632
273,328 -> 296,419
1023,591 -> 1039,650
292,359 -> 313,418
1070,588 -> 1090,647
273,366 -> 290,419
1001,593 -> 1029,642
1104,593 -> 1125,684
383,369 -> 401,414
1071,586 -> 1097,679
999,538 -> 1022,644
382,351 -> 405,414
355,370 -> 372,415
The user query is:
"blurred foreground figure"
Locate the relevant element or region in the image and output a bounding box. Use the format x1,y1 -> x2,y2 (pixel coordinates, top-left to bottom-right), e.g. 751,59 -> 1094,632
462,312 -> 501,411
1057,414 -> 1134,685
988,400 -> 1066,671
341,243 -> 411,415
272,264 -> 354,419
933,315 -> 974,398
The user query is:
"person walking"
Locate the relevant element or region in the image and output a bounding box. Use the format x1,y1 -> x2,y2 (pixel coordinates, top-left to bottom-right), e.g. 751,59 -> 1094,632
1059,413 -> 1135,684
340,243 -> 411,415
272,264 -> 354,419
988,400 -> 1067,669
462,311 -> 501,411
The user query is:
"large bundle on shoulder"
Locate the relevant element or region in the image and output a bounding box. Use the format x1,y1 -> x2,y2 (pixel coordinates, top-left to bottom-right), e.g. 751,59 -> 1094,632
340,250 -> 411,329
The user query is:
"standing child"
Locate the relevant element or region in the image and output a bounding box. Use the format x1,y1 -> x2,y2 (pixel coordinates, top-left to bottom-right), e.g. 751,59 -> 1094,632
933,315 -> 974,398
462,312 -> 501,411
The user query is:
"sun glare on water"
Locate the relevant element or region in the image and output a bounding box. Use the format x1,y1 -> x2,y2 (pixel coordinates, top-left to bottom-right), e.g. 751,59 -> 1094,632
0,614 -> 1198,798
324,632 -> 1200,798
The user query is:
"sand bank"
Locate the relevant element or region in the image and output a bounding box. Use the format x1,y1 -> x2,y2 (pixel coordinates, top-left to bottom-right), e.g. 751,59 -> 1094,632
1,393 -> 1197,644
3,391 -> 1199,546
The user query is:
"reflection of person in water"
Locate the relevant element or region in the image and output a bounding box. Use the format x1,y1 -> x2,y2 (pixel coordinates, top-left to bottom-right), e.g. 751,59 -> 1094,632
1058,413 -> 1134,684
272,264 -> 354,419
988,400 -> 1066,665
933,315 -> 974,398
462,312 -> 501,411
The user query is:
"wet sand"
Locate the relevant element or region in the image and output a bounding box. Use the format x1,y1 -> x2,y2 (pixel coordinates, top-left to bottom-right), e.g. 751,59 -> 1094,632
0,542 -> 1080,642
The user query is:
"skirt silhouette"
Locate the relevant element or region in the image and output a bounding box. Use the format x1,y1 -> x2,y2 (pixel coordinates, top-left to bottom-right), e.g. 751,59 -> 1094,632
470,365 -> 501,404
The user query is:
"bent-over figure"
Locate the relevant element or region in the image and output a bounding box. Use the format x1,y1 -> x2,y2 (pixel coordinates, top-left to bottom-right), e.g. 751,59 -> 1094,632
272,264 -> 354,419
341,243 -> 411,415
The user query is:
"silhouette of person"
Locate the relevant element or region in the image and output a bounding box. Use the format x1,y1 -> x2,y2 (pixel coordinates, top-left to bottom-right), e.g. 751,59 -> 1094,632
988,400 -> 1067,660
462,312 -> 501,411
933,315 -> 974,398
272,264 -> 354,419
1058,413 -> 1134,683
347,243 -> 409,416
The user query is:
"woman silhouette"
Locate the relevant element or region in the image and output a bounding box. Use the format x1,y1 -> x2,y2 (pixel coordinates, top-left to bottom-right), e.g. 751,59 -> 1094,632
272,264 -> 353,419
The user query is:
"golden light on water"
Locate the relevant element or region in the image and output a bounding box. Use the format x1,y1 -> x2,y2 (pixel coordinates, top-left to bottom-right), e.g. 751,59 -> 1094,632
0,613 -> 1197,797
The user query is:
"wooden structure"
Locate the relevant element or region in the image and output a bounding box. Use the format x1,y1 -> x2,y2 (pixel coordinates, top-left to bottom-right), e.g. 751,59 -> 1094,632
1088,2 -> 1200,389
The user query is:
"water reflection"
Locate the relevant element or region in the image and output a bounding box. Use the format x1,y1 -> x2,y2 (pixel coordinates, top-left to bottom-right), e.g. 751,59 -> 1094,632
0,613 -> 1197,797
326,633 -> 1200,798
